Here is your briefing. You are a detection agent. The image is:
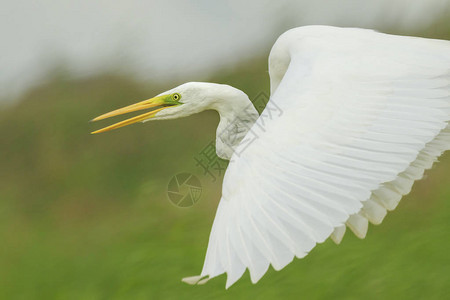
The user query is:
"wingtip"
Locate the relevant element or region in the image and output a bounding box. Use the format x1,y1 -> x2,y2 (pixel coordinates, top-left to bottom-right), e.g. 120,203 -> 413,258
346,214 -> 369,239
225,272 -> 243,289
197,277 -> 211,285
181,275 -> 202,285
330,225 -> 346,244
181,275 -> 210,286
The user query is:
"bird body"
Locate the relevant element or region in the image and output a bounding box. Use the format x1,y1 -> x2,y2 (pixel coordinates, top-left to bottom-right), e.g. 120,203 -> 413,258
92,26 -> 450,288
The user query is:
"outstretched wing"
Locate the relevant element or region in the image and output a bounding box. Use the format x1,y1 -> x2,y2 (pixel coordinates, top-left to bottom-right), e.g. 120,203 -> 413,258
191,26 -> 450,288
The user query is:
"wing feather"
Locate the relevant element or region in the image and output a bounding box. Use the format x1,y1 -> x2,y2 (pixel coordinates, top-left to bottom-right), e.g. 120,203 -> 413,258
341,123 -> 450,240
186,26 -> 450,288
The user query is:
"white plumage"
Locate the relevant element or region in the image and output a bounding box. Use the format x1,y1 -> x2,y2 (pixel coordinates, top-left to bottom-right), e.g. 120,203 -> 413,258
93,25 -> 450,289
189,26 -> 450,288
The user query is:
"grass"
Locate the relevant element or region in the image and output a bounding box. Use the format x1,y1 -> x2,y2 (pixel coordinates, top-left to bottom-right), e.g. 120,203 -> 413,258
0,152 -> 449,300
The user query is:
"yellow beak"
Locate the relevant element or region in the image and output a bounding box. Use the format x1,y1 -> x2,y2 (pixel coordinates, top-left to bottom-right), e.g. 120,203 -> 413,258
91,95 -> 178,134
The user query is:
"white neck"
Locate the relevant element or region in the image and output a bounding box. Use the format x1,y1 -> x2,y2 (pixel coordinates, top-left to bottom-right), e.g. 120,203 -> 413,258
207,85 -> 259,160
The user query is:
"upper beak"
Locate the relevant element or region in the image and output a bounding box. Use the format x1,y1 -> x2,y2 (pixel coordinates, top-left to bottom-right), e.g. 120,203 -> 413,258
91,95 -> 178,134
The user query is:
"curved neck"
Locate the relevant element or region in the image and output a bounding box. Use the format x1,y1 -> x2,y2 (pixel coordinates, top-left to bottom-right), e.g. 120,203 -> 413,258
207,86 -> 259,160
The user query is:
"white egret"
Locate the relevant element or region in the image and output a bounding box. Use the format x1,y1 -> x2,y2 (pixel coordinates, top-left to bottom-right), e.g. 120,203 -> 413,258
92,26 -> 450,288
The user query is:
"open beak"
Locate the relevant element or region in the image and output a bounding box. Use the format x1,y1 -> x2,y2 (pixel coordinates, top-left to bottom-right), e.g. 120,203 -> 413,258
91,95 -> 179,134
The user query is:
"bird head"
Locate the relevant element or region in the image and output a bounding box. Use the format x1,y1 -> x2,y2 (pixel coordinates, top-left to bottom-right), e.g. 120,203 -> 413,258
91,82 -> 215,134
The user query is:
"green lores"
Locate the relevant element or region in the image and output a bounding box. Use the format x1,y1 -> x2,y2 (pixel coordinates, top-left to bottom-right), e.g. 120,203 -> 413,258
91,93 -> 182,134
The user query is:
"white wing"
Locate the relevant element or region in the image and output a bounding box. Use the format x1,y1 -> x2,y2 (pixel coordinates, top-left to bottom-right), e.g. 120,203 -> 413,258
187,26 -> 450,288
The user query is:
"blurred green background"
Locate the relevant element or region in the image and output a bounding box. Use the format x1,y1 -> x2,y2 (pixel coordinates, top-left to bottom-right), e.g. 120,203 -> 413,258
1,5 -> 450,300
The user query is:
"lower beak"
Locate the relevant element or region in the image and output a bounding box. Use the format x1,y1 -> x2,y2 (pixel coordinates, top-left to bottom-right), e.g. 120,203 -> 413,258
91,95 -> 175,134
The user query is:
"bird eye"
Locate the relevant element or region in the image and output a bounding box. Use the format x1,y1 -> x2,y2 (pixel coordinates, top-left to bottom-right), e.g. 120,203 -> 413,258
172,93 -> 181,101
